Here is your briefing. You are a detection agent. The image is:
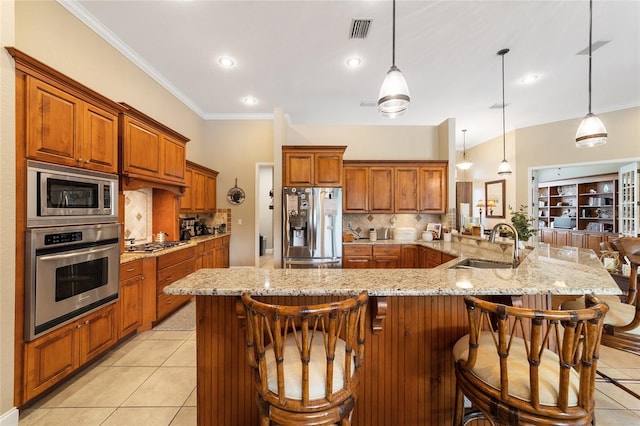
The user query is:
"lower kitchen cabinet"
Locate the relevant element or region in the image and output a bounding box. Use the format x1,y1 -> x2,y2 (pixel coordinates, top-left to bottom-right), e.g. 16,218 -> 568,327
539,228 -> 616,256
118,260 -> 144,338
420,246 -> 442,268
343,245 -> 373,268
156,246 -> 196,321
23,303 -> 117,401
401,245 -> 420,268
373,245 -> 402,268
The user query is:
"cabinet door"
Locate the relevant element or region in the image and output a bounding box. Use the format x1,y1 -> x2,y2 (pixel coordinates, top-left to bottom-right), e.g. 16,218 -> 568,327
82,103 -> 118,173
24,323 -> 78,401
419,165 -> 447,213
401,245 -> 420,268
395,167 -> 419,213
555,230 -> 571,247
369,167 -> 394,213
373,257 -> 400,268
122,117 -> 161,176
193,171 -> 206,211
119,274 -> 143,338
162,135 -> 186,183
540,228 -> 555,244
27,77 -> 82,167
314,152 -> 343,186
181,167 -> 194,211
78,304 -> 117,365
584,233 -> 604,255
284,152 -> 314,186
221,236 -> 230,268
344,166 -> 369,212
205,175 -> 217,211
570,232 -> 585,249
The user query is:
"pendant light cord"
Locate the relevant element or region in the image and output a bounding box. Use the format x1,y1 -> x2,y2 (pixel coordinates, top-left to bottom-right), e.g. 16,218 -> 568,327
392,0 -> 396,66
501,50 -> 507,161
588,0 -> 593,114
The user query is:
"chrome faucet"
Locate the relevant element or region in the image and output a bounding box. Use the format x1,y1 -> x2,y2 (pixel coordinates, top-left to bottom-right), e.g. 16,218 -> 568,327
489,223 -> 520,267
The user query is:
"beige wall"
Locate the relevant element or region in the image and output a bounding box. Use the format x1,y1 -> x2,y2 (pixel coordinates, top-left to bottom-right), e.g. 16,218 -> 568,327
1,0 -> 16,421
288,124 -> 440,160
466,107 -> 640,232
203,120 -> 274,266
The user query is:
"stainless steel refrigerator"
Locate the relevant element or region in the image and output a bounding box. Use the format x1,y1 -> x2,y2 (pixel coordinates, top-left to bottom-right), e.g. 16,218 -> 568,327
282,187 -> 342,268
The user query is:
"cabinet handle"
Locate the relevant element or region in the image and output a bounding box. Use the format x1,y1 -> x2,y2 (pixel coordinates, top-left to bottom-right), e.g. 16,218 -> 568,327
76,324 -> 82,329
77,158 -> 83,163
126,267 -> 136,272
84,160 -> 90,164
165,276 -> 172,281
166,299 -> 173,304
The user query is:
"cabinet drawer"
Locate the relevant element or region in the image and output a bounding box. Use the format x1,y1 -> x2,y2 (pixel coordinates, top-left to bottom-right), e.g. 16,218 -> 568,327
157,246 -> 196,270
157,259 -> 195,293
156,293 -> 191,320
343,245 -> 373,256
373,245 -> 401,257
120,259 -> 143,281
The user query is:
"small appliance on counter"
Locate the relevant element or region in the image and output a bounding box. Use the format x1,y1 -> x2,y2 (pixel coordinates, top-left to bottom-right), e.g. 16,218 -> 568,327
180,217 -> 196,240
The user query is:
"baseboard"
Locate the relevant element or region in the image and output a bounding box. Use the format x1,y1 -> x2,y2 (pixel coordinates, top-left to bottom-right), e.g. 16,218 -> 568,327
0,407 -> 18,426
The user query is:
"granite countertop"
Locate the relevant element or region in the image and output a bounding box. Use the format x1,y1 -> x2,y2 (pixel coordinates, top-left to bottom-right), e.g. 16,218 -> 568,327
120,233 -> 229,263
163,237 -> 622,297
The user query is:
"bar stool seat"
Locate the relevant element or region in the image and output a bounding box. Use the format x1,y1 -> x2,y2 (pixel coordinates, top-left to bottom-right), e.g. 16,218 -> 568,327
239,292 -> 368,426
453,295 -> 608,426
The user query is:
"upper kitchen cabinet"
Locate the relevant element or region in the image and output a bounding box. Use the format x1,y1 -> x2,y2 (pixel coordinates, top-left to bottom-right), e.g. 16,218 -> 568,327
343,161 -> 447,214
282,146 -> 346,187
119,103 -> 188,191
418,164 -> 447,213
9,48 -> 122,174
181,161 -> 219,213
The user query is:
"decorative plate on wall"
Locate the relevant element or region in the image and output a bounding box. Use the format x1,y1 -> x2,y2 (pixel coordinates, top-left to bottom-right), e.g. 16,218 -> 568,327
227,178 -> 246,205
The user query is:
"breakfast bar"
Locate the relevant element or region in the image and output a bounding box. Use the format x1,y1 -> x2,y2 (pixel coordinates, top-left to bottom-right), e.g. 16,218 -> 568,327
165,240 -> 621,425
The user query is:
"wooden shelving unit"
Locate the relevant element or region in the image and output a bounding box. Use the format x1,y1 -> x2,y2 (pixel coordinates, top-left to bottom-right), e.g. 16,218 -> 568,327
538,174 -> 618,232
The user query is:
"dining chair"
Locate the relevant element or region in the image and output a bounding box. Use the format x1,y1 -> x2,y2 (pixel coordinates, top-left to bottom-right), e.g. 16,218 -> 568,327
453,294 -> 608,425
239,291 -> 368,425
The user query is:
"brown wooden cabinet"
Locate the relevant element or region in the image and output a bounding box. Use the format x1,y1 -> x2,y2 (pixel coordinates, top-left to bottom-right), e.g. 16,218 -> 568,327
420,246 -> 443,268
23,303 -> 116,401
540,228 -> 617,256
395,167 -> 419,213
181,161 -> 219,212
342,245 -> 373,268
401,245 -> 420,268
343,161 -> 447,214
372,245 -> 402,268
120,103 -> 188,188
22,73 -> 119,174
156,247 -> 196,321
118,260 -> 144,339
282,146 -> 346,187
343,166 -> 369,212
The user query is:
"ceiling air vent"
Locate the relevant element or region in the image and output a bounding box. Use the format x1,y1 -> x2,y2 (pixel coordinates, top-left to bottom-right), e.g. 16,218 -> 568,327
350,19 -> 372,39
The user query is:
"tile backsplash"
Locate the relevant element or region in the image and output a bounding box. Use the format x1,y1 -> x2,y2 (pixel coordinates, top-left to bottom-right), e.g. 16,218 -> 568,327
343,213 -> 447,238
123,188 -> 153,242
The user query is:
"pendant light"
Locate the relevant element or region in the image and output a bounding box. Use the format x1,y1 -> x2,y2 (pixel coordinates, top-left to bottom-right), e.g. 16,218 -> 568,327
377,0 -> 410,118
457,129 -> 473,170
575,0 -> 607,148
497,48 -> 512,176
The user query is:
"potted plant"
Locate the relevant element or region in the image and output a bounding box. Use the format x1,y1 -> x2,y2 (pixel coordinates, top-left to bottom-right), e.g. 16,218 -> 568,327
505,204 -> 537,244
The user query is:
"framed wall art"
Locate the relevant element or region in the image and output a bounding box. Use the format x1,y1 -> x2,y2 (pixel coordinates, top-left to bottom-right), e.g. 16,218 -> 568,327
485,179 -> 506,218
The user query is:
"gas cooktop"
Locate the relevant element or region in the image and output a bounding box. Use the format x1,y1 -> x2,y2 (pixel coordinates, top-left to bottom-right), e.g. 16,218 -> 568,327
124,241 -> 188,253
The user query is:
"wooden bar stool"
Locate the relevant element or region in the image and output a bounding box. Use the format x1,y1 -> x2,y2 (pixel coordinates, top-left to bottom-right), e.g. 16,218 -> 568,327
453,295 -> 608,425
562,237 -> 640,355
239,292 -> 368,426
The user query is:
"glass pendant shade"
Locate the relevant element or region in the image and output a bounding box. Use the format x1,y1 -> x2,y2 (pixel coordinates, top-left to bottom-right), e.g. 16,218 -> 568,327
378,67 -> 410,118
457,160 -> 473,170
497,159 -> 512,176
576,114 -> 608,148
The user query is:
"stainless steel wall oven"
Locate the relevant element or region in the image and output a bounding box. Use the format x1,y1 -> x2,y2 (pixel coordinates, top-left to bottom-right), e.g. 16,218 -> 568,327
25,223 -> 120,341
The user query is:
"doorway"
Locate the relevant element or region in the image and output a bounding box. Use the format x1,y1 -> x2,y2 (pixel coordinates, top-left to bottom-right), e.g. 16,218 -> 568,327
256,163 -> 274,268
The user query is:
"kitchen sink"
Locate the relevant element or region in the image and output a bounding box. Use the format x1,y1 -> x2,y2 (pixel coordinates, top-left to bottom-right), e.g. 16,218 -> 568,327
450,258 -> 514,269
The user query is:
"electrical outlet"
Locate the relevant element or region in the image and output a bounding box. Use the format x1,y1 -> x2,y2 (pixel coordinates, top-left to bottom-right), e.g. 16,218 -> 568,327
346,222 -> 352,229
238,218 -> 242,225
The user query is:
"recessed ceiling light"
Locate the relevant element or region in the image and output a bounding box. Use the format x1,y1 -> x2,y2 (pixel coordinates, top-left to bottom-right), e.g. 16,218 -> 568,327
218,56 -> 235,68
520,74 -> 539,84
346,57 -> 362,68
243,96 -> 258,105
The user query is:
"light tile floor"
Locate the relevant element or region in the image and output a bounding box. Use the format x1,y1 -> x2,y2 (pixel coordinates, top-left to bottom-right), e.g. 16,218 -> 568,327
19,327 -> 640,425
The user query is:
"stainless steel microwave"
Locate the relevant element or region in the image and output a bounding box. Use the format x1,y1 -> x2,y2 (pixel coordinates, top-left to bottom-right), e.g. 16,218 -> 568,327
27,160 -> 118,227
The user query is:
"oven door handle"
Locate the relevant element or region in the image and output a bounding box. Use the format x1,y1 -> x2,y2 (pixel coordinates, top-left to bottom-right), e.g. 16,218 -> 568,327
37,245 -> 115,261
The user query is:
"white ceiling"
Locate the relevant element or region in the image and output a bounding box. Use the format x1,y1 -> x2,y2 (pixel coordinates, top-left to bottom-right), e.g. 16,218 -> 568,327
63,0 -> 640,148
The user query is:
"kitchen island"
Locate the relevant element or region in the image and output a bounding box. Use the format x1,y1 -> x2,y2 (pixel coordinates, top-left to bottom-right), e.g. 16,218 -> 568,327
165,240 -> 621,425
